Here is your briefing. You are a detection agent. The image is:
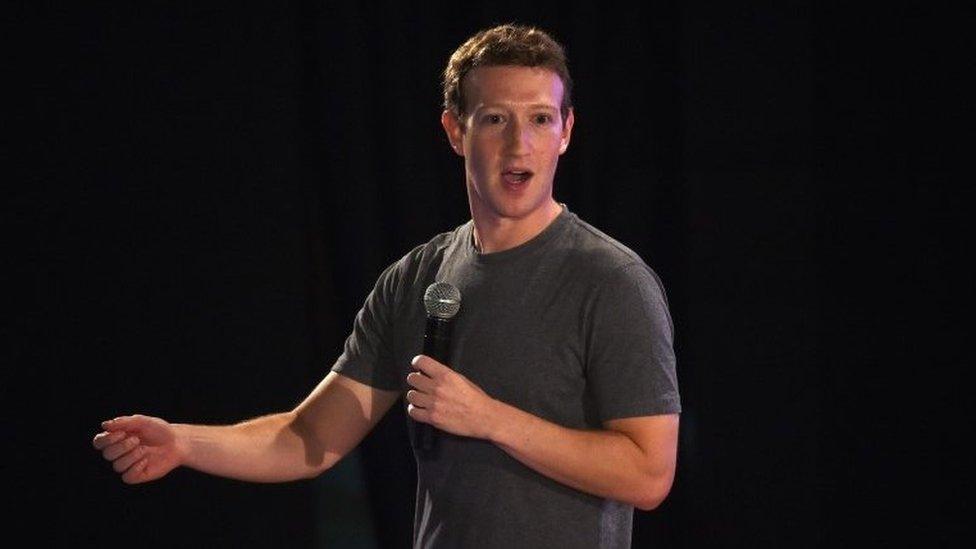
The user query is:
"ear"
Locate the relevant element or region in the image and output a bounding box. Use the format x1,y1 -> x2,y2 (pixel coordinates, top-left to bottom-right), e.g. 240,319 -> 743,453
559,108 -> 575,155
441,110 -> 465,157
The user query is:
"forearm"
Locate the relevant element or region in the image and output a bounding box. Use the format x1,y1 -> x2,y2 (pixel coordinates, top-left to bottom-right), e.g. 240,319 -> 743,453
487,400 -> 672,510
175,411 -> 325,482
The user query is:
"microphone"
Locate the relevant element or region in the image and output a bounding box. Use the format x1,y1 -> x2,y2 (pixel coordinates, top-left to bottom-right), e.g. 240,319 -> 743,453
417,281 -> 462,458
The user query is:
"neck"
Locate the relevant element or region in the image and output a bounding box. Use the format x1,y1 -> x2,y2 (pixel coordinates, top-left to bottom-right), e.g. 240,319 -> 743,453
470,199 -> 563,254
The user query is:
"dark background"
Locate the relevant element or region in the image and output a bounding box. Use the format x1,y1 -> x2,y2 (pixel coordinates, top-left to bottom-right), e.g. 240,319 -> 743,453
9,1 -> 963,547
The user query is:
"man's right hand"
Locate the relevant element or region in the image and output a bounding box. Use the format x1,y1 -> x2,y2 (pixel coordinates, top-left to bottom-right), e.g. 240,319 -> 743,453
93,415 -> 183,484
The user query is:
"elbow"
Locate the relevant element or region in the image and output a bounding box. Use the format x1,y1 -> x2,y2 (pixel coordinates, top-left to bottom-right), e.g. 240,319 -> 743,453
286,411 -> 339,480
633,472 -> 675,511
298,454 -> 334,480
634,492 -> 667,512
302,461 -> 331,480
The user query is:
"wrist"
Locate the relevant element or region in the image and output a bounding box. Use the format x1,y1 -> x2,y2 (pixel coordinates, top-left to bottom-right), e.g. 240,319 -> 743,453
171,423 -> 193,467
483,397 -> 511,444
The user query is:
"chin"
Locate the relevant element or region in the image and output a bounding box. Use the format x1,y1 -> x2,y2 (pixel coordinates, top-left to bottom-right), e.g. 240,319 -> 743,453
489,198 -> 547,220
469,180 -> 551,221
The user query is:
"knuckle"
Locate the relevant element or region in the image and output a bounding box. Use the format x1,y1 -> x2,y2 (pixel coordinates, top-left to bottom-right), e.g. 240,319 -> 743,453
113,453 -> 133,472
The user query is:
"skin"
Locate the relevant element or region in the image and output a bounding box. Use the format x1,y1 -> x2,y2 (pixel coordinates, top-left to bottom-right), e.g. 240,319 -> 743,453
94,64 -> 679,511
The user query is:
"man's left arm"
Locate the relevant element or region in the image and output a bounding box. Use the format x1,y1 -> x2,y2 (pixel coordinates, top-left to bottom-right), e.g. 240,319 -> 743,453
406,355 -> 679,511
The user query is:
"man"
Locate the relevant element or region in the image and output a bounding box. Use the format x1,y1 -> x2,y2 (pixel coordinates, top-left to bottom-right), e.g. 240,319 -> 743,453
94,24 -> 680,548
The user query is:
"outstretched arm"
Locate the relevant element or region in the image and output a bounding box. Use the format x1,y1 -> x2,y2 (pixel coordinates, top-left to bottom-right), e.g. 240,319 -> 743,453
406,355 -> 679,510
93,372 -> 400,484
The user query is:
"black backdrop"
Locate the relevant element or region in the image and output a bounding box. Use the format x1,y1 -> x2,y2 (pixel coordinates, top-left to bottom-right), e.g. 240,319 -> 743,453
10,2 -> 963,547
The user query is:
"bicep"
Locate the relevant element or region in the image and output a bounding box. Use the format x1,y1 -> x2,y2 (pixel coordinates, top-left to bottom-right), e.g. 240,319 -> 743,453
290,372 -> 400,469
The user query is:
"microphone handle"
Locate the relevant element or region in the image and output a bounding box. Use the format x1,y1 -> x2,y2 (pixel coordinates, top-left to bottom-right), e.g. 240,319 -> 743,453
418,316 -> 453,457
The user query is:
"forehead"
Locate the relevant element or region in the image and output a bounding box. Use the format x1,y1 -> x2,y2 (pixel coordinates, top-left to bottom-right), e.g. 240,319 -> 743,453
462,65 -> 565,109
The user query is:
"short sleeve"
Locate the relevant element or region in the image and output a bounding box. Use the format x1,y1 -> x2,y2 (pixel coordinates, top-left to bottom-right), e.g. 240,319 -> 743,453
331,261 -> 403,391
584,262 -> 681,421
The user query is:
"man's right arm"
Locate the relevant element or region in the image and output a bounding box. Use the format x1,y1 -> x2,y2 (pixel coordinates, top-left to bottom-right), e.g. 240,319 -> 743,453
93,372 -> 400,484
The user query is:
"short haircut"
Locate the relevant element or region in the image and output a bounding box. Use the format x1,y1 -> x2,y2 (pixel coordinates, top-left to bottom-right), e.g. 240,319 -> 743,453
442,24 -> 573,121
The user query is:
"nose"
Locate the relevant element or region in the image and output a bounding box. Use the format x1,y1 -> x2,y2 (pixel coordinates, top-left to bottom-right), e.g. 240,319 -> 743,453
504,118 -> 531,156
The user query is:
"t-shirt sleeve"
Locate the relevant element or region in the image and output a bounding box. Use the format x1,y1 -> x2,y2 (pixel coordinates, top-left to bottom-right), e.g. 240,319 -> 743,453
584,262 -> 681,421
330,261 -> 403,391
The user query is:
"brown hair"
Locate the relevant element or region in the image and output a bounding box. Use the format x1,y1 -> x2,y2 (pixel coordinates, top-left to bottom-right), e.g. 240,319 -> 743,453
442,24 -> 573,120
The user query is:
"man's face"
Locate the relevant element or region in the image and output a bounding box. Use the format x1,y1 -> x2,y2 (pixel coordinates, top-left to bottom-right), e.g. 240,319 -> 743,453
442,65 -> 574,222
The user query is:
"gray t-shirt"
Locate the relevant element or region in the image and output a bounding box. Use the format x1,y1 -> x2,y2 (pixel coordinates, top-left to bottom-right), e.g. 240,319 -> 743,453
332,205 -> 680,548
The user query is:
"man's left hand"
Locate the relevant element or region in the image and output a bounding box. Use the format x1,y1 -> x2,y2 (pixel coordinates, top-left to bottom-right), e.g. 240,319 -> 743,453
405,355 -> 497,440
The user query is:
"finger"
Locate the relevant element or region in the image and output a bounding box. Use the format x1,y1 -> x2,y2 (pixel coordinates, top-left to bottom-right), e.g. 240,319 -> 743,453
411,355 -> 447,377
407,403 -> 431,424
102,436 -> 140,461
112,445 -> 146,473
406,389 -> 432,409
121,457 -> 149,484
101,415 -> 143,433
93,430 -> 127,450
101,417 -> 127,432
406,371 -> 434,391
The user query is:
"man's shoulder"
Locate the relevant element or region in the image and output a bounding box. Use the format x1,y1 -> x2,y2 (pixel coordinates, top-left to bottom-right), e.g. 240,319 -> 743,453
398,221 -> 468,268
562,213 -> 673,330
376,221 -> 469,289
562,212 -> 654,280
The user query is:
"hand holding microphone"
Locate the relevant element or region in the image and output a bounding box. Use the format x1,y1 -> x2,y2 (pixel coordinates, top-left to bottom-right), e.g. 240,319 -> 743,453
412,282 -> 461,458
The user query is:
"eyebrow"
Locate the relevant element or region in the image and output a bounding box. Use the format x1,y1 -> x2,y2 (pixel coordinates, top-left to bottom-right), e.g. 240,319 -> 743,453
475,102 -> 559,112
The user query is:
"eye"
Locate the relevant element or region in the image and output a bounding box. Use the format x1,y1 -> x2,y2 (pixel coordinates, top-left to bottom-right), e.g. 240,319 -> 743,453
533,113 -> 555,125
481,113 -> 504,125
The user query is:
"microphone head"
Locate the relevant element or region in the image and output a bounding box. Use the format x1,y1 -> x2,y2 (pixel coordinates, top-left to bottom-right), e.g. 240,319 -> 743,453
423,282 -> 461,320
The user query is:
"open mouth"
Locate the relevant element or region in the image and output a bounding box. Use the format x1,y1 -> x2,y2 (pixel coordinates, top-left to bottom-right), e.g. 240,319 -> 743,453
502,169 -> 533,186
